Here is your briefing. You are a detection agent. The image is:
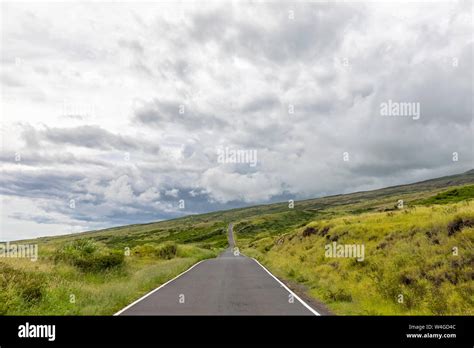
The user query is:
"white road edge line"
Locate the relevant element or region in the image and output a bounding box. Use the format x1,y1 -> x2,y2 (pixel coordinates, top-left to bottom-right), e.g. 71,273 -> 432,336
113,259 -> 207,316
252,258 -> 321,316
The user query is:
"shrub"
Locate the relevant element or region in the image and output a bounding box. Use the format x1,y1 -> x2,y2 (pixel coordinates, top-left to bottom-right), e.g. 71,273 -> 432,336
72,251 -> 124,272
132,244 -> 158,257
54,239 -> 124,272
19,277 -> 44,303
447,216 -> 474,236
132,242 -> 178,260
94,251 -> 124,271
70,238 -> 98,254
0,262 -> 44,305
416,185 -> 474,205
54,239 -> 97,263
302,227 -> 318,237
157,243 -> 178,260
325,288 -> 353,302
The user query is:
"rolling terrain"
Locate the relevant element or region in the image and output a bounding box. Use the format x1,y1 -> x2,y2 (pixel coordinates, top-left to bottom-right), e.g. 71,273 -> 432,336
1,170 -> 473,315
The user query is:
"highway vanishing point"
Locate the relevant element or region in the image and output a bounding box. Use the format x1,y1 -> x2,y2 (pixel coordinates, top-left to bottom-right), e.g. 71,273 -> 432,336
116,224 -> 320,315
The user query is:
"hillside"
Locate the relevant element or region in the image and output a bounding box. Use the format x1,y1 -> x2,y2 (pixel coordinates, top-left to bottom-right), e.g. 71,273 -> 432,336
1,170 -> 473,315
22,169 -> 474,246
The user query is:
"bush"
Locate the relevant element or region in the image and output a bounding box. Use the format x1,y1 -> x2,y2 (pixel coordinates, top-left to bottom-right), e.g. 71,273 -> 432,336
0,262 -> 44,305
72,251 -> 124,272
302,227 -> 317,237
19,277 -> 44,303
447,216 -> 474,236
132,242 -> 178,260
95,251 -> 125,270
70,239 -> 98,254
54,239 -> 124,272
157,243 -> 178,260
54,239 -> 96,263
325,288 -> 353,302
132,244 -> 158,257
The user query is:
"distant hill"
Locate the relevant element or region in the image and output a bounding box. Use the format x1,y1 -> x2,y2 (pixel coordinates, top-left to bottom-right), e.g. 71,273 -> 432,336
4,169 -> 473,315
19,169 -> 474,246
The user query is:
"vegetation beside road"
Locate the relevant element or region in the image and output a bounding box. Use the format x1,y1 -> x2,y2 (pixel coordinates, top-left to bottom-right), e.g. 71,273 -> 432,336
1,170 -> 473,315
240,201 -> 473,315
0,221 -> 225,315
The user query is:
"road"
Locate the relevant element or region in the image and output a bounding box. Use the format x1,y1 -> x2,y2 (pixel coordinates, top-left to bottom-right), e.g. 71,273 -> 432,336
116,223 -> 319,315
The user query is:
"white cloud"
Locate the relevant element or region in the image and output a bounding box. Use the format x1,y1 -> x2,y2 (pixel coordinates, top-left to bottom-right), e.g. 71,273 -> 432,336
164,188 -> 179,198
104,175 -> 134,205
138,187 -> 161,203
0,1 -> 472,240
200,167 -> 282,203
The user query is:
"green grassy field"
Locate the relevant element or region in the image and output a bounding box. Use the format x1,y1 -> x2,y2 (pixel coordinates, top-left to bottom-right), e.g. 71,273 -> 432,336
1,170 -> 473,315
0,220 -> 226,315
239,202 -> 473,315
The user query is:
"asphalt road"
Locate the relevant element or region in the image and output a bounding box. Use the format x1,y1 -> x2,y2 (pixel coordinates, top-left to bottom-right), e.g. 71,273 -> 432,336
116,223 -> 319,315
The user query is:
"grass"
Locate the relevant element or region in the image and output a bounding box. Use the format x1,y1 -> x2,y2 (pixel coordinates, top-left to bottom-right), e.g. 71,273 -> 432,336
240,201 -> 474,315
0,243 -> 218,315
413,185 -> 474,205
2,169 -> 473,315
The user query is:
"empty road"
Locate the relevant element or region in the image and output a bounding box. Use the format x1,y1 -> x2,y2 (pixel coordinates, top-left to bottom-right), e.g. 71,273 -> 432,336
116,224 -> 319,315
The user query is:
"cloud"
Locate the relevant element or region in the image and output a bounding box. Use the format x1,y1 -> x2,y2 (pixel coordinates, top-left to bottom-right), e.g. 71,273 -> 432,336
133,98 -> 229,131
0,1 -> 472,240
104,175 -> 135,204
200,167 -> 282,203
42,125 -> 139,150
165,188 -> 179,198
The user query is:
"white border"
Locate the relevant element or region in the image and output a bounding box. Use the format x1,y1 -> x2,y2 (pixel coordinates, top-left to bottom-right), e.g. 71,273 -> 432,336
114,259 -> 206,316
251,258 -> 321,316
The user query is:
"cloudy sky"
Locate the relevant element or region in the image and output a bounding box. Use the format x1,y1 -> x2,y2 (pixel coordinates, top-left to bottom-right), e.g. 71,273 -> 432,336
0,1 -> 472,241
